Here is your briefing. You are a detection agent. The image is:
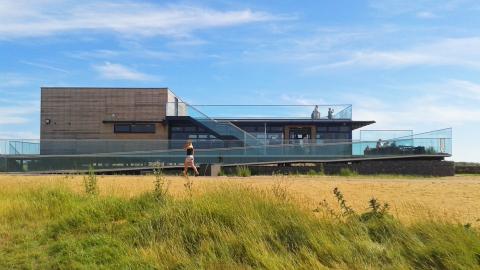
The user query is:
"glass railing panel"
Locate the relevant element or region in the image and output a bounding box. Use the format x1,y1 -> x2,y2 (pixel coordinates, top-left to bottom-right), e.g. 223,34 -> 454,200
360,130 -> 414,141
0,140 -> 40,155
0,140 -> 6,155
167,103 -> 263,147
167,103 -> 353,120
0,129 -> 452,172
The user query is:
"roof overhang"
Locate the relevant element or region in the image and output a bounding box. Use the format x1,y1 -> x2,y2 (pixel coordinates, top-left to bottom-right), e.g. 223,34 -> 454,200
165,116 -> 375,130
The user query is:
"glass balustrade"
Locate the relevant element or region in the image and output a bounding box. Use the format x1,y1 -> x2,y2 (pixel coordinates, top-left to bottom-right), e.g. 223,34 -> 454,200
0,128 -> 452,172
167,103 -> 352,120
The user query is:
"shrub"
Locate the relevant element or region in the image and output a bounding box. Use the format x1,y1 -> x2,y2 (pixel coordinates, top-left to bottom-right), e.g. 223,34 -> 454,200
235,166 -> 251,177
83,166 -> 98,195
339,167 -> 358,176
318,163 -> 325,175
217,168 -> 227,176
307,166 -> 325,176
153,163 -> 170,202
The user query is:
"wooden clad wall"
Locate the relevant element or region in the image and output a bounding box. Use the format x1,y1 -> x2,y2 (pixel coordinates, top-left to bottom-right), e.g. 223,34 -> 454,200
41,88 -> 170,140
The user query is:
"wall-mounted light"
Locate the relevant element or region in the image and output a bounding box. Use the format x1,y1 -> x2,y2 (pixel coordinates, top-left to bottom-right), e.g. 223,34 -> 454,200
45,119 -> 51,125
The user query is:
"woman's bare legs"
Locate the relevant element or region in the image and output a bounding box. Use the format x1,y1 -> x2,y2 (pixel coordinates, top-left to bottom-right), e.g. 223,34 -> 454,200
183,162 -> 189,177
191,160 -> 200,176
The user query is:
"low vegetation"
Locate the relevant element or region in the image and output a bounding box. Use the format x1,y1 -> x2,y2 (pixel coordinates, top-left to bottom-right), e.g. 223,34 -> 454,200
1,174 -> 480,269
339,167 -> 358,176
235,165 -> 251,177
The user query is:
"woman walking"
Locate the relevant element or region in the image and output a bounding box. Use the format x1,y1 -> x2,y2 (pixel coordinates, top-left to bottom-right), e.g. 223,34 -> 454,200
183,140 -> 200,177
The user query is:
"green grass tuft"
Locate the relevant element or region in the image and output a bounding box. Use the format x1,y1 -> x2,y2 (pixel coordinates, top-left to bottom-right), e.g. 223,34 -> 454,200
235,166 -> 251,177
339,167 -> 359,177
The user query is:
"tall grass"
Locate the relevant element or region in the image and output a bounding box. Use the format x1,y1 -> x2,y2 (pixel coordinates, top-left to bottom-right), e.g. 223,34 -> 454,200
235,166 -> 251,177
339,167 -> 358,176
1,183 -> 479,269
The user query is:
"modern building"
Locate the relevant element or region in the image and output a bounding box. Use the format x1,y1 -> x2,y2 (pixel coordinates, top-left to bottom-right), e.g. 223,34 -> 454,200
0,87 -> 453,174
40,87 -> 373,154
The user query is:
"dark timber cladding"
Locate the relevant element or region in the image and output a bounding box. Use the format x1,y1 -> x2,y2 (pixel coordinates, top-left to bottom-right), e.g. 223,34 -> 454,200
40,87 -> 177,154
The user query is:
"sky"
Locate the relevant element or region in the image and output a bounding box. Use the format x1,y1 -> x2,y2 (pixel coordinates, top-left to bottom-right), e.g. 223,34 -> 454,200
0,0 -> 479,162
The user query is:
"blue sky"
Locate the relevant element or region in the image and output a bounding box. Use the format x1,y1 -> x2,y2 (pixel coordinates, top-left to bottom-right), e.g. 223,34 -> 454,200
1,0 -> 479,161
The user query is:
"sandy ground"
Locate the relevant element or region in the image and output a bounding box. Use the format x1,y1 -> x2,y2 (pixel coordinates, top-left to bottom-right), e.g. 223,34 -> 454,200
1,174 -> 480,224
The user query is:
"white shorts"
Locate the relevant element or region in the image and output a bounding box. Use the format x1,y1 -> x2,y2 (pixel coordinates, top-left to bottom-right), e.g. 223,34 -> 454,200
185,155 -> 194,165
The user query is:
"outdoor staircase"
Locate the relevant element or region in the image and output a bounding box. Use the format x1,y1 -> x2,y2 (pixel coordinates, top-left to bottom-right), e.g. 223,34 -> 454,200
185,103 -> 264,147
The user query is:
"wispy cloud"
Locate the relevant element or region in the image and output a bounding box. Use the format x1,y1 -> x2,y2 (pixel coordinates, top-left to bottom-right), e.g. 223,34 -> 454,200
279,93 -> 326,105
0,1 -> 277,39
368,0 -> 479,17
346,79 -> 480,128
0,131 -> 39,139
0,73 -> 30,87
416,11 -> 437,19
0,104 -> 38,125
20,60 -> 69,73
93,62 -> 155,81
307,37 -> 480,71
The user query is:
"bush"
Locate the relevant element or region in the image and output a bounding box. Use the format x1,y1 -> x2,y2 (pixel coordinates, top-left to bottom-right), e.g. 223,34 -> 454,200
307,166 -> 325,176
153,164 -> 170,202
217,168 -> 227,176
235,166 -> 251,177
339,167 -> 358,176
83,166 -> 98,195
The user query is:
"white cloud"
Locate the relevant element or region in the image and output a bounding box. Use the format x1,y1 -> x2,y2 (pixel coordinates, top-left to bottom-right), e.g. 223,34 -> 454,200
20,60 -> 69,73
416,11 -> 437,18
368,0 -> 479,16
308,37 -> 480,71
437,79 -> 480,101
0,73 -> 30,87
0,1 -> 276,39
279,93 -> 324,105
0,131 -> 39,139
93,62 -> 155,81
346,79 -> 480,128
0,105 -> 38,125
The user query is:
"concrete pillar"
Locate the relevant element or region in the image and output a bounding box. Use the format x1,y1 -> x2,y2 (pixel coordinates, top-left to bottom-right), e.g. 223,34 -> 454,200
210,164 -> 222,176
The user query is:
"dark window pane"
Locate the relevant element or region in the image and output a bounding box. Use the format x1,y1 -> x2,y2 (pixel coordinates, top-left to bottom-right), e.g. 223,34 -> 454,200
332,133 -> 349,140
184,126 -> 196,132
171,133 -> 187,140
317,126 -> 327,132
171,126 -> 183,132
328,126 -> 340,132
242,126 -> 257,132
114,124 -> 130,133
339,126 -> 350,132
268,126 -> 283,132
131,124 -> 155,133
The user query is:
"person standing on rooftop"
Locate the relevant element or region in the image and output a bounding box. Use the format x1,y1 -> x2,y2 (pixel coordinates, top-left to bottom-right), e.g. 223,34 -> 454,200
311,105 -> 321,119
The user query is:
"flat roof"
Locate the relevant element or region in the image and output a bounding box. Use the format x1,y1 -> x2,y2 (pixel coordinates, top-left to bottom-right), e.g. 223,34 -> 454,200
41,87 -> 169,90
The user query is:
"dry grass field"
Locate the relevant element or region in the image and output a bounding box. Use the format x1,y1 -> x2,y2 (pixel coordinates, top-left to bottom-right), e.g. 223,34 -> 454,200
1,174 -> 479,225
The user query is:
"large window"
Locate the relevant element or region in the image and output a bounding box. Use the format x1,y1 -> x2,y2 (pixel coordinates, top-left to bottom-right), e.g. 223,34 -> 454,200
169,124 -> 223,149
316,125 -> 351,144
114,123 -> 156,133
